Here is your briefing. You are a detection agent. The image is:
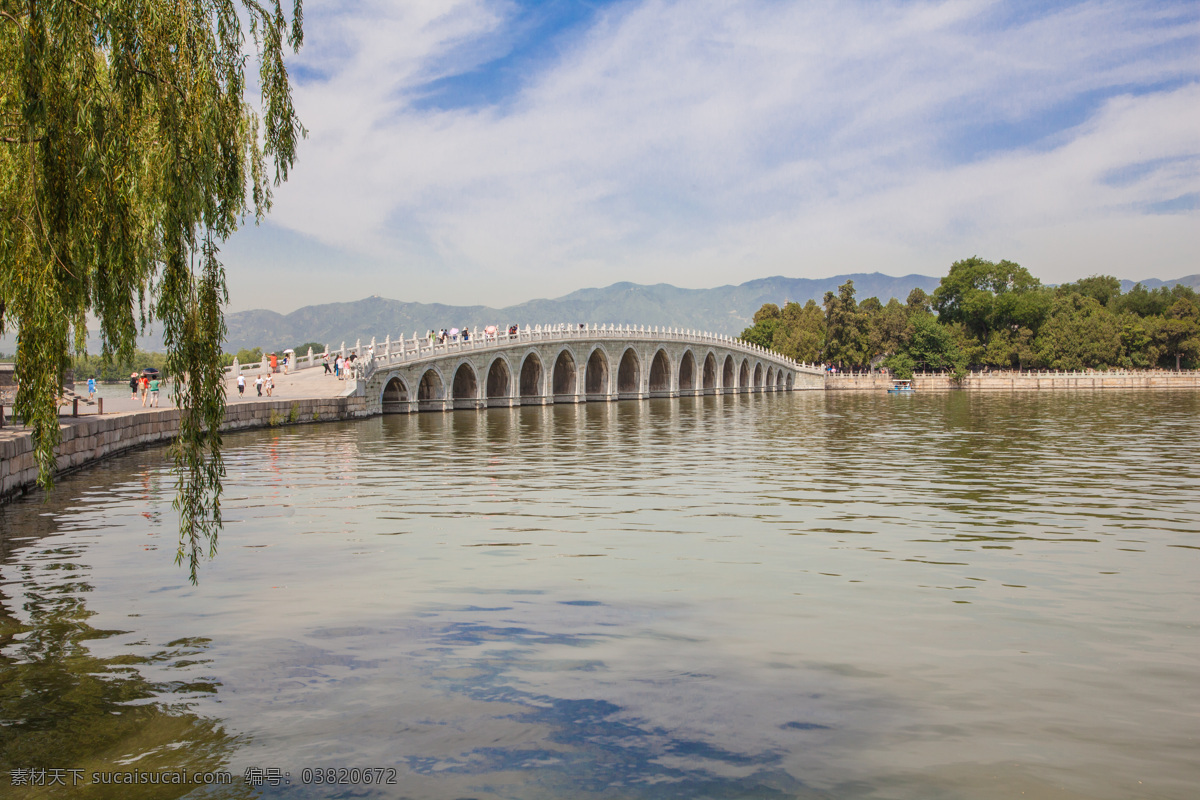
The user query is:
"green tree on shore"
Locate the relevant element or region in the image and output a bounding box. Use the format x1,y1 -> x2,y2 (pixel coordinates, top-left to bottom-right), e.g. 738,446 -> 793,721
1,1 -> 305,581
743,264 -> 1197,374
823,280 -> 869,368
1162,298 -> 1200,371
1035,293 -> 1122,370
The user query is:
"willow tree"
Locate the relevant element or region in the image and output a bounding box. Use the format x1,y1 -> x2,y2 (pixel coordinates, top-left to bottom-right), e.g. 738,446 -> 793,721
0,1 -> 304,580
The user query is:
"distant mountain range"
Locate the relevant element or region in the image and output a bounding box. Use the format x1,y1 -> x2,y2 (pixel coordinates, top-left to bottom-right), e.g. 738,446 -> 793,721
3,272 -> 1196,356
222,273 -> 943,352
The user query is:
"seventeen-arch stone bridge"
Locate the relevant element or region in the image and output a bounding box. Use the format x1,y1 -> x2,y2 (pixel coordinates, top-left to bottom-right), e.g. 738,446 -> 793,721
353,324 -> 825,414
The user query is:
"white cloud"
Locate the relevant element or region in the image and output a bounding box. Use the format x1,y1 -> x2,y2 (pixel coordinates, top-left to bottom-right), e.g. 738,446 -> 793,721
231,0 -> 1200,310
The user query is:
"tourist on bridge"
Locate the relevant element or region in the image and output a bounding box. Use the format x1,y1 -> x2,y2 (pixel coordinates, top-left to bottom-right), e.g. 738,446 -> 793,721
149,376 -> 160,407
322,354 -> 331,375
461,327 -> 469,342
129,372 -> 139,399
237,373 -> 246,396
255,374 -> 263,396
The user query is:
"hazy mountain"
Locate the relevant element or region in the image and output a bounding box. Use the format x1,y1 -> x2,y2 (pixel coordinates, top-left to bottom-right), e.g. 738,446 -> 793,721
1118,276 -> 1200,292
223,273 -> 942,352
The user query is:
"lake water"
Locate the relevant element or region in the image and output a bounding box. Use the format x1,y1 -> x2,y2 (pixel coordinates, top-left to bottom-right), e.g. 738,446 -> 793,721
1,391 -> 1197,799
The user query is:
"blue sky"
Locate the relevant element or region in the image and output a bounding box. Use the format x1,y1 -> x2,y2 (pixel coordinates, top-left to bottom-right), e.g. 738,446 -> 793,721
222,0 -> 1200,313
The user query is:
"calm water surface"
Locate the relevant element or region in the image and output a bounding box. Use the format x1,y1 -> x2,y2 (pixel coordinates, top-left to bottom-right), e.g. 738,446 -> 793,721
1,391 -> 1197,799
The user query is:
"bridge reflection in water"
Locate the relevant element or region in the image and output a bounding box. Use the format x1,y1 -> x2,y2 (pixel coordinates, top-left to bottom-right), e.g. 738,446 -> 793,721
358,324 -> 825,414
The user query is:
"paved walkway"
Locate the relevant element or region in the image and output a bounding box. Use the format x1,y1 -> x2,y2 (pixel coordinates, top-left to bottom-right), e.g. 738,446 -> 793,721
1,366 -> 352,435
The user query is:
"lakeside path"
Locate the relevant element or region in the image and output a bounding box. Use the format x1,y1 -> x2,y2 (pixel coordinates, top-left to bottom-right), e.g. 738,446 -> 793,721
75,364 -> 352,414
1,367 -> 361,502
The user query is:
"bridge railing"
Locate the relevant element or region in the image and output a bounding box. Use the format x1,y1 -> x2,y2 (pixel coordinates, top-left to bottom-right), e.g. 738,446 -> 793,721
355,323 -> 824,383
219,324 -> 826,385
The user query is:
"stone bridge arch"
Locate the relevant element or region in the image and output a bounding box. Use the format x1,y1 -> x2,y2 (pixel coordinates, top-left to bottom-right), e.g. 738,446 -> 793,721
678,349 -> 697,395
553,348 -> 579,402
519,352 -> 544,400
452,362 -> 479,409
723,355 -> 735,393
649,349 -> 672,397
486,356 -> 512,406
702,352 -> 717,394
618,348 -> 641,398
586,346 -> 611,399
418,367 -> 446,411
382,376 -> 409,413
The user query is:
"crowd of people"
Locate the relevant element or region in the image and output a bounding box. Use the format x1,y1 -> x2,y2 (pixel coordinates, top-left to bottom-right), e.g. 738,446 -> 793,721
128,371 -> 162,407
320,352 -> 357,379
427,324 -> 518,345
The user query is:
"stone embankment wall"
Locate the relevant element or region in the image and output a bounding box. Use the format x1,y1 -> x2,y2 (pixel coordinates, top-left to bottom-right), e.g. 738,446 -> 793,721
1,396 -> 368,503
825,370 -> 1200,391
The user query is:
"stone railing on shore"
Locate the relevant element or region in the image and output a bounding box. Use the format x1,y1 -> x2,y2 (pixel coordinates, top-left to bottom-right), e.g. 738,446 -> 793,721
826,369 -> 1200,391
1,396 -> 370,503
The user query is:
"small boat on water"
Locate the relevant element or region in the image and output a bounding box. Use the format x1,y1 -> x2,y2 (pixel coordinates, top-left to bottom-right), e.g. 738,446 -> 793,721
887,379 -> 915,394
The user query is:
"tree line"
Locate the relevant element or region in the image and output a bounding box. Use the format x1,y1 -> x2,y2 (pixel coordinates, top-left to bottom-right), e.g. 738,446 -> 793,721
740,258 -> 1200,379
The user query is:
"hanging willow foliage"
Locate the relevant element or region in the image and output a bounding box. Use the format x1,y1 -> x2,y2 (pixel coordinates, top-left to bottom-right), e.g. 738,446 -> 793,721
0,0 -> 304,581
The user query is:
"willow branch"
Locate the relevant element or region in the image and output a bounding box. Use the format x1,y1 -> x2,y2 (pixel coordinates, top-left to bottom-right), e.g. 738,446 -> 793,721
65,0 -> 101,22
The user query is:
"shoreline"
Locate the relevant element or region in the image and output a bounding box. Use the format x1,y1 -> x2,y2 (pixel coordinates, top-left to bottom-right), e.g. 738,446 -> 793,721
4,370 -> 1200,505
825,369 -> 1200,391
